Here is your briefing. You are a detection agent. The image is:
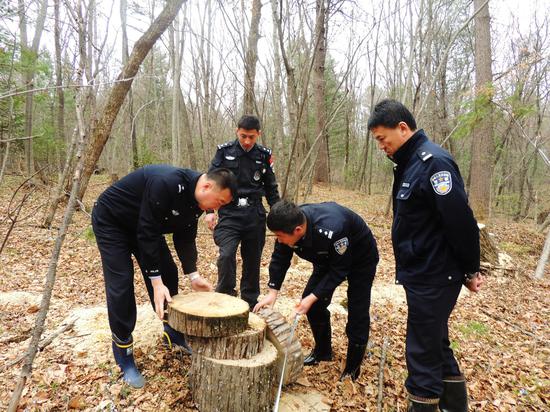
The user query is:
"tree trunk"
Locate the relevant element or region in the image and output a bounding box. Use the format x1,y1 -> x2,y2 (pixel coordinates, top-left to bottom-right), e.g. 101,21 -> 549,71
534,229 -> 550,279
468,0 -> 494,221
167,292 -> 249,337
313,0 -> 329,183
76,0 -> 187,201
243,0 -> 262,114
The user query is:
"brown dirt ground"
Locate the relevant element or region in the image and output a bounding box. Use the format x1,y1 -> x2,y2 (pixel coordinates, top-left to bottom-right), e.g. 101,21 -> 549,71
0,175 -> 548,411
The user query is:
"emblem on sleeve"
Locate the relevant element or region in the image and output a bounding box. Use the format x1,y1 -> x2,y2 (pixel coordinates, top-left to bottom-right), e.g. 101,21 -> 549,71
430,171 -> 452,195
334,237 -> 349,255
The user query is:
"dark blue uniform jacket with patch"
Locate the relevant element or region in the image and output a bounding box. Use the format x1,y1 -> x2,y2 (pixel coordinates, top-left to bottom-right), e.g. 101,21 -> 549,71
391,130 -> 480,285
209,140 -> 280,210
268,202 -> 379,299
95,165 -> 202,278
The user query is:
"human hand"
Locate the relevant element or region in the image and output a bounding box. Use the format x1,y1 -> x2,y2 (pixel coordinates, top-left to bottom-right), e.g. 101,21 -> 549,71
294,293 -> 318,315
191,276 -> 213,292
205,213 -> 218,231
151,278 -> 172,319
465,273 -> 484,292
253,289 -> 279,313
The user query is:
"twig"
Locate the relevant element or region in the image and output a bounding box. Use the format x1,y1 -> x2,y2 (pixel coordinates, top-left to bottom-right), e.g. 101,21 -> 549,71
377,336 -> 389,412
1,317 -> 77,372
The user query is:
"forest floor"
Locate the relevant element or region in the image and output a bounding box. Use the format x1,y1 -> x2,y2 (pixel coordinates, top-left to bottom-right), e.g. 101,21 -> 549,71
0,174 -> 548,411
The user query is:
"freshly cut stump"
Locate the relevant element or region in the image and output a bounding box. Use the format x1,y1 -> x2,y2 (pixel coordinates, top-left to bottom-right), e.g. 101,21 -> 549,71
190,340 -> 278,412
257,308 -> 303,385
187,312 -> 266,359
168,292 -> 249,337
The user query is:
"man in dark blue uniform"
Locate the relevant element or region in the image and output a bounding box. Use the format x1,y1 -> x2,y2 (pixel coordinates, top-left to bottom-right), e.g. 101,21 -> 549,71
368,99 -> 484,412
92,166 -> 236,388
254,200 -> 379,381
205,115 -> 280,309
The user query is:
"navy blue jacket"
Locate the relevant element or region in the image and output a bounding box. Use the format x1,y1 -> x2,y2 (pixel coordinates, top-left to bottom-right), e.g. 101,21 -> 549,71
268,202 -> 379,299
95,165 -> 203,278
209,140 -> 280,211
391,130 -> 480,285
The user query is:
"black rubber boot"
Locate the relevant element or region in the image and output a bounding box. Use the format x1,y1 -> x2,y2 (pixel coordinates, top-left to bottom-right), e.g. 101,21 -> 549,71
303,322 -> 332,366
439,376 -> 468,412
112,335 -> 145,388
339,342 -> 367,381
163,322 -> 192,354
407,398 -> 439,412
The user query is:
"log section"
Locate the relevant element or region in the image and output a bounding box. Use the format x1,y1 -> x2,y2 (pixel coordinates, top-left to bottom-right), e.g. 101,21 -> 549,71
168,292 -> 249,337
187,312 -> 266,359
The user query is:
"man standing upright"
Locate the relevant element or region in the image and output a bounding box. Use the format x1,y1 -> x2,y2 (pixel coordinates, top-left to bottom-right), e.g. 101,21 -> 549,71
205,115 -> 280,309
368,99 -> 484,412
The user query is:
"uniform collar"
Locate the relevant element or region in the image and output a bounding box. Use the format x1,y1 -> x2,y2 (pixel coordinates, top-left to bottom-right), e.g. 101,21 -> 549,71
392,129 -> 427,166
234,139 -> 257,155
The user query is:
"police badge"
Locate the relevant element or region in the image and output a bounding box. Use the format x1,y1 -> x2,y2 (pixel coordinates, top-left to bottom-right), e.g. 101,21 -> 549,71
334,237 -> 349,255
253,170 -> 261,181
430,171 -> 452,195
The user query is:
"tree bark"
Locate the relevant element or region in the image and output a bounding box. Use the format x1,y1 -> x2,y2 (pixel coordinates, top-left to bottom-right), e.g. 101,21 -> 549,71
77,0 -> 187,201
468,0 -> 494,221
534,229 -> 550,279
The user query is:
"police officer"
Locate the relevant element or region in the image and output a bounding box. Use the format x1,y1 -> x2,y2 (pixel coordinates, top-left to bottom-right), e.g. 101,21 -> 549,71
368,99 -> 484,412
205,115 -> 280,309
254,200 -> 379,381
92,165 -> 236,388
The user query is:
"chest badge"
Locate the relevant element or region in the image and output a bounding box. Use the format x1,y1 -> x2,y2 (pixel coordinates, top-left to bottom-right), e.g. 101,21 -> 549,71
225,155 -> 236,160
253,170 -> 261,181
171,209 -> 180,216
334,237 -> 349,255
430,171 -> 452,195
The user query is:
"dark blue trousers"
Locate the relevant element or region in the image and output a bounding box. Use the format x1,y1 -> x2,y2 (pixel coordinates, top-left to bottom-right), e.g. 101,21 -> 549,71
92,203 -> 178,341
403,281 -> 463,399
304,265 -> 376,345
213,205 -> 266,308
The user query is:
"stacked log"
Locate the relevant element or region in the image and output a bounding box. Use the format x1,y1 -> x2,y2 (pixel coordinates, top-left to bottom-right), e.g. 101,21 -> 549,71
168,292 -> 279,412
257,307 -> 304,386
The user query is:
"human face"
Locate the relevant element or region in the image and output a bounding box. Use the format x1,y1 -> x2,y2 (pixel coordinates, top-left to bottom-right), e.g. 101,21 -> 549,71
195,178 -> 233,210
273,227 -> 304,247
236,128 -> 261,151
371,122 -> 412,156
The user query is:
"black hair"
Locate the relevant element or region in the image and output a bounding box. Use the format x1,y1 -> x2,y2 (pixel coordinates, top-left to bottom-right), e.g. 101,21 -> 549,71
267,200 -> 306,234
206,168 -> 238,198
237,114 -> 261,131
367,99 -> 417,131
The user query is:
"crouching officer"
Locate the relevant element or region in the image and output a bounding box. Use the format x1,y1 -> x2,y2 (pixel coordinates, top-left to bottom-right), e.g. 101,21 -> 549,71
254,200 -> 379,381
368,99 -> 483,411
205,115 -> 280,309
92,165 -> 236,388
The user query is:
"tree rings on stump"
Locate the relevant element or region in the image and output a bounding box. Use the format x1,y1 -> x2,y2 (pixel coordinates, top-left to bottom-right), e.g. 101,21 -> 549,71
190,340 -> 278,412
167,292 -> 249,337
187,312 -> 266,359
257,307 -> 303,385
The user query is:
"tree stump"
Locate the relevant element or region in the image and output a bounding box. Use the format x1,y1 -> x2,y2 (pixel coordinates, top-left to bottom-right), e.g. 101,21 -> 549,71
190,340 -> 278,412
167,292 -> 249,337
478,223 -> 499,266
257,307 -> 303,385
187,312 -> 266,359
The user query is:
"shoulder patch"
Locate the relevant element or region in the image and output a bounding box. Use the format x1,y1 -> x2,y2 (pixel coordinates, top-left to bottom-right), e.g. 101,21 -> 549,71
430,171 -> 453,195
257,144 -> 272,155
417,148 -> 433,162
217,141 -> 233,150
333,237 -> 349,255
316,227 -> 334,239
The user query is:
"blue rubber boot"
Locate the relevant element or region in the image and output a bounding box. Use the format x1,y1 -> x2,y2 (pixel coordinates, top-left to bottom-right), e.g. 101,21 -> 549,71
112,335 -> 145,388
163,321 -> 192,354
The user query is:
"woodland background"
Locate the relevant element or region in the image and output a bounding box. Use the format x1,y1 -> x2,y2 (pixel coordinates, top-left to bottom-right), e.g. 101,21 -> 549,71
0,0 -> 549,411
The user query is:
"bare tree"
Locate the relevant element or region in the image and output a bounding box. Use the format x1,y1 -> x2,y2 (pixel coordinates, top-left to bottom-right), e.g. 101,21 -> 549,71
243,0 -> 262,114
